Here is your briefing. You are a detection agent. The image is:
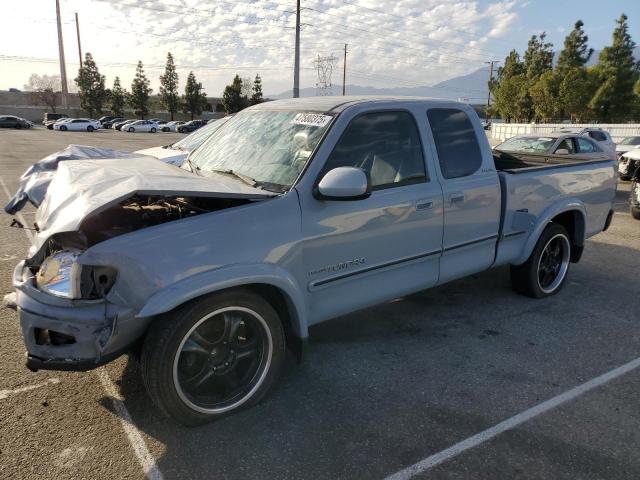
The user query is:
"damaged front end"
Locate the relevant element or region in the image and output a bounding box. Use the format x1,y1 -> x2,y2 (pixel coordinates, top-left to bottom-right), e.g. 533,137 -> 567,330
5,157 -> 275,371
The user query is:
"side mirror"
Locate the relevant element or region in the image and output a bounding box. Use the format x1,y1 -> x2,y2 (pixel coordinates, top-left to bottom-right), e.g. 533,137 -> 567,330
555,148 -> 570,155
315,167 -> 371,200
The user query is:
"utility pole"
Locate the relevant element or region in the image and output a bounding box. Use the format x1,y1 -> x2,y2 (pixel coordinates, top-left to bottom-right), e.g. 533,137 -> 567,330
342,44 -> 348,96
485,60 -> 499,118
292,0 -> 300,98
75,12 -> 82,69
55,0 -> 69,109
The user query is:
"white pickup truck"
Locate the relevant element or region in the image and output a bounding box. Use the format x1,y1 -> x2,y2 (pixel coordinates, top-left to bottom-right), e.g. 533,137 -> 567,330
5,97 -> 616,425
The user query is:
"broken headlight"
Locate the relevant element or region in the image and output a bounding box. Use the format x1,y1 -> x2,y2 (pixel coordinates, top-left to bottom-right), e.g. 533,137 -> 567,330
35,250 -> 117,299
35,250 -> 82,298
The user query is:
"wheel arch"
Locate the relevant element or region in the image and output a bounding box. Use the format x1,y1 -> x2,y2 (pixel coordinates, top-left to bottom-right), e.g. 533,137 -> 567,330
514,201 -> 587,265
136,264 -> 308,358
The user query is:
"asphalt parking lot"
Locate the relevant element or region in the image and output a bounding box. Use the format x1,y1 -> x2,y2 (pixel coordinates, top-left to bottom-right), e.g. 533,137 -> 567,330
1,127 -> 639,480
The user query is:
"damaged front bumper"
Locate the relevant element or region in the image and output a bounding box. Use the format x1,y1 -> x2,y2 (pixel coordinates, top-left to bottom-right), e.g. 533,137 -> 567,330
6,261 -> 150,371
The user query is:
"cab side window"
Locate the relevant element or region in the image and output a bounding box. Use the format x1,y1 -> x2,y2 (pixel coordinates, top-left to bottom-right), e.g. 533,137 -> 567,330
588,131 -> 607,142
554,138 -> 575,154
576,137 -> 600,153
322,111 -> 427,189
427,108 -> 482,179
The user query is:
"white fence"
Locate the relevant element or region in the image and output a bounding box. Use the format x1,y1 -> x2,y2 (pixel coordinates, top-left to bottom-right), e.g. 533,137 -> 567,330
490,123 -> 640,142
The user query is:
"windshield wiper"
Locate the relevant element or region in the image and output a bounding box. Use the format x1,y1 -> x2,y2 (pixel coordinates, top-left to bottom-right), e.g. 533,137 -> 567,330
186,157 -> 201,176
209,168 -> 259,188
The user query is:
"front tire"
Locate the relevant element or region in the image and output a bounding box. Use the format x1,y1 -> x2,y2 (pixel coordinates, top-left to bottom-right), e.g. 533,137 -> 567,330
128,127 -> 135,133
151,127 -> 156,133
510,223 -> 571,298
631,207 -> 640,220
141,289 -> 286,426
60,125 -> 67,131
87,125 -> 94,132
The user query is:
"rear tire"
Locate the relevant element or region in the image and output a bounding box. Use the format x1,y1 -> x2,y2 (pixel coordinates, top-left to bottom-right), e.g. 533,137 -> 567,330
141,289 -> 286,426
510,223 -> 571,298
631,207 -> 640,220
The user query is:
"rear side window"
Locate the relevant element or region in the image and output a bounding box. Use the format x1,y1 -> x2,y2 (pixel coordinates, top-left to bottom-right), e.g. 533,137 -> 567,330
588,131 -> 607,142
323,111 -> 427,189
427,108 -> 482,179
576,137 -> 600,153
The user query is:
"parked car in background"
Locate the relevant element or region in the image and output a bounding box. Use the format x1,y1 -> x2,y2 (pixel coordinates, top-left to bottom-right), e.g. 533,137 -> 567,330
135,117 -> 230,165
554,127 -> 616,154
43,113 -> 68,125
122,120 -> 158,133
98,115 -> 118,126
53,118 -> 101,132
494,133 -> 611,166
102,117 -> 126,129
177,120 -> 206,133
148,118 -> 167,126
162,121 -> 186,132
615,136 -> 640,157
114,119 -> 136,131
618,148 -> 640,180
3,97 -> 616,425
0,115 -> 32,129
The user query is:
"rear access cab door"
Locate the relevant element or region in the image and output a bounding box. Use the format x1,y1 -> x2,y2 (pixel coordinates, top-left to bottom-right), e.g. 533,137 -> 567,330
424,106 -> 501,284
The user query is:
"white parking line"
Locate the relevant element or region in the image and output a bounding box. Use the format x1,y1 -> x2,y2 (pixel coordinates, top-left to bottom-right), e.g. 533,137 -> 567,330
0,378 -> 60,400
385,356 -> 640,480
97,370 -> 163,480
0,174 -> 162,479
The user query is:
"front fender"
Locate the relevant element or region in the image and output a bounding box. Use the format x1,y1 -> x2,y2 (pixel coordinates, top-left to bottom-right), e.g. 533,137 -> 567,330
513,199 -> 587,265
136,263 -> 308,339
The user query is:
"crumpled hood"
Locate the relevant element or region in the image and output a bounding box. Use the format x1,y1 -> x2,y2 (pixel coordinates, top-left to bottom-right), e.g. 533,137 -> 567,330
621,148 -> 640,160
32,156 -> 275,251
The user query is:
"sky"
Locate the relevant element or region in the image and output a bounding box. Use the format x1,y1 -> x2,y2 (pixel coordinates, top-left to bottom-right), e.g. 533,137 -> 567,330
1,0 -> 639,98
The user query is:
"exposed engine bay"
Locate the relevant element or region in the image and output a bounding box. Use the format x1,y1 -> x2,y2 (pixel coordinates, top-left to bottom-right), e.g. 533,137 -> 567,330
30,194 -> 253,270
80,194 -> 251,245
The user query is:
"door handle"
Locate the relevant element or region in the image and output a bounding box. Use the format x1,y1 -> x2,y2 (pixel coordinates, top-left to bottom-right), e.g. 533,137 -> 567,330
415,200 -> 433,211
449,193 -> 465,205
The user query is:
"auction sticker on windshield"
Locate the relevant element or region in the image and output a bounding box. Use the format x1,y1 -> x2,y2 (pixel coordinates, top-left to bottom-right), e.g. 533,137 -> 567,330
291,113 -> 333,127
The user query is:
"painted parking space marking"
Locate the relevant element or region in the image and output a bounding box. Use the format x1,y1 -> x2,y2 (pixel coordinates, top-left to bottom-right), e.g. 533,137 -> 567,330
385,356 -> 640,480
0,377 -> 60,400
97,370 -> 163,480
0,176 -> 163,480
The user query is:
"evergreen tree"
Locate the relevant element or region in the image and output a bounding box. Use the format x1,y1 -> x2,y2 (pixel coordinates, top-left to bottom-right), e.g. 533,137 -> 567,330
589,14 -> 639,122
523,32 -> 554,81
530,71 -> 561,122
129,61 -> 152,119
250,74 -> 264,105
559,68 -> 597,122
182,71 -> 208,120
109,76 -> 127,116
488,50 -> 525,120
222,75 -> 248,114
556,21 -> 593,75
159,52 -> 180,120
74,52 -> 108,118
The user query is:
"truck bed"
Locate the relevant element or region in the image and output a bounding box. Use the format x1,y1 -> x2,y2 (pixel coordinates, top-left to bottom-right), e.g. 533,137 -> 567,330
493,152 -> 609,172
493,158 -> 617,267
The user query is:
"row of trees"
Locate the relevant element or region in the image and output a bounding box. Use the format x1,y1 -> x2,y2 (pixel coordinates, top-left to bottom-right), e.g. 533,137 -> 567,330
489,14 -> 640,123
222,74 -> 264,113
72,52 -> 264,119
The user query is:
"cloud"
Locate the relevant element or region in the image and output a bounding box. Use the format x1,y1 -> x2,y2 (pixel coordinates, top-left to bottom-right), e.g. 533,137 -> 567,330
2,0 -> 521,96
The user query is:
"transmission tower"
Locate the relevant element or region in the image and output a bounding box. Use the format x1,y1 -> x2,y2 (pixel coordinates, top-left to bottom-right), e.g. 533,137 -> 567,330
313,54 -> 338,96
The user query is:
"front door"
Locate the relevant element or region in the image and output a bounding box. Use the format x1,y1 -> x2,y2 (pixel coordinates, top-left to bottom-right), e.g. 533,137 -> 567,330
299,109 -> 444,324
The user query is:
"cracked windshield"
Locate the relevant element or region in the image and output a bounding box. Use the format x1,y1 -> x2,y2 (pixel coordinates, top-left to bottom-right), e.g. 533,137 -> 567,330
188,110 -> 334,190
